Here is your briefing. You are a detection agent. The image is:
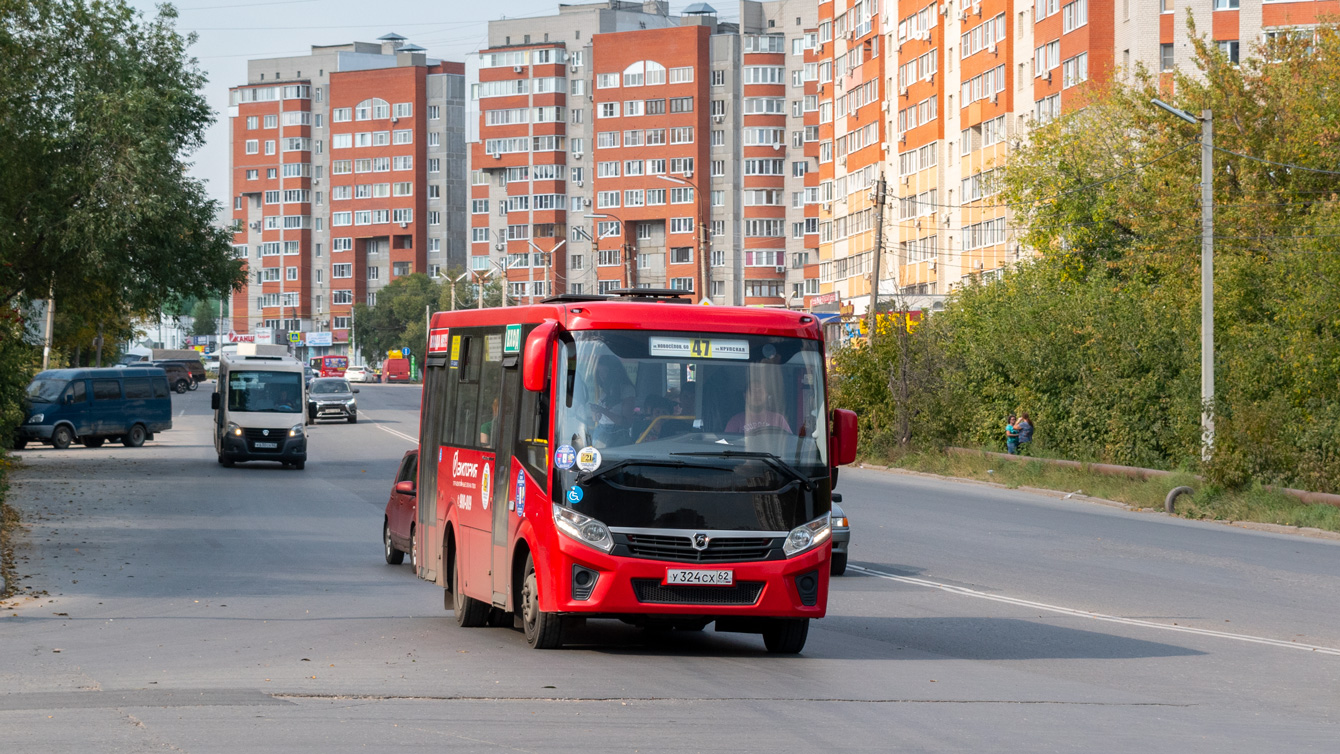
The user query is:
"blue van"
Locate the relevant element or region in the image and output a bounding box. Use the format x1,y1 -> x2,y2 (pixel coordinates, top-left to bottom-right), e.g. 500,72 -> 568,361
16,368 -> 174,450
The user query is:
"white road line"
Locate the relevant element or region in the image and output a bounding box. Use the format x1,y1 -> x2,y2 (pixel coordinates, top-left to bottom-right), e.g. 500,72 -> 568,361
377,424 -> 417,444
847,564 -> 1340,656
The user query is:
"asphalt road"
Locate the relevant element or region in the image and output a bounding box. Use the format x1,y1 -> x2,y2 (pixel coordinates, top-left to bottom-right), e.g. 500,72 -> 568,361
2,383 -> 1338,752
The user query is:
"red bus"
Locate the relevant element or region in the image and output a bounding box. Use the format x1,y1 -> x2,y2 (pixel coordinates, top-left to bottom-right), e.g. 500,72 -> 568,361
413,290 -> 857,652
309,355 -> 348,378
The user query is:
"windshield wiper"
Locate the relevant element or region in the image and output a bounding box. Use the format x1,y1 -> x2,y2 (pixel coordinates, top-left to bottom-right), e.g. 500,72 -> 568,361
577,458 -> 688,485
670,450 -> 814,491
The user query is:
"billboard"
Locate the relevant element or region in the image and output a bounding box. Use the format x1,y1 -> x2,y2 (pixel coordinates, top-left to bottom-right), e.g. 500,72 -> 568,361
305,332 -> 333,347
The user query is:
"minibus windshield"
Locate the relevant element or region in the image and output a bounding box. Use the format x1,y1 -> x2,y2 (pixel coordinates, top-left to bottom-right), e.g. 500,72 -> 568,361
227,371 -> 302,413
26,379 -> 67,403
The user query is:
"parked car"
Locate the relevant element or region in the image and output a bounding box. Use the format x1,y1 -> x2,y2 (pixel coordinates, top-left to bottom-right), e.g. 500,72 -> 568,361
15,368 -> 173,449
830,498 -> 851,576
151,361 -> 194,393
303,364 -> 316,385
345,365 -> 371,383
307,378 -> 358,423
383,357 -> 410,383
158,358 -> 206,388
383,449 -> 418,566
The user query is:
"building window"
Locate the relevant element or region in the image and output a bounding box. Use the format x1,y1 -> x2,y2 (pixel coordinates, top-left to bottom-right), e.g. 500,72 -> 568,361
245,140 -> 259,154
1160,43 -> 1174,72
1217,40 -> 1239,64
670,247 -> 693,264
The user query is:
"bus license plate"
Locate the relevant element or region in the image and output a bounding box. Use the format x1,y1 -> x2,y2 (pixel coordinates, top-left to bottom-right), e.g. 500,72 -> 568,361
665,568 -> 734,586
254,441 -> 278,449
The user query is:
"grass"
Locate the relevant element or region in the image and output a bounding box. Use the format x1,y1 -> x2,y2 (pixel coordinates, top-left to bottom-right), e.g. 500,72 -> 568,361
876,448 -> 1340,534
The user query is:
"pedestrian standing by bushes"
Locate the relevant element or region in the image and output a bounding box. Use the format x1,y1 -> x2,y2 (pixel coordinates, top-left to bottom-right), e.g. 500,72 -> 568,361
1005,414 -> 1019,454
1016,413 -> 1033,453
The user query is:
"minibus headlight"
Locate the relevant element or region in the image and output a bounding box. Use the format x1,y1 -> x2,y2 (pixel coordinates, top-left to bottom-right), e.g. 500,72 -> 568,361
227,422 -> 243,437
553,504 -> 614,553
26,413 -> 44,424
783,513 -> 832,557
289,424 -> 304,437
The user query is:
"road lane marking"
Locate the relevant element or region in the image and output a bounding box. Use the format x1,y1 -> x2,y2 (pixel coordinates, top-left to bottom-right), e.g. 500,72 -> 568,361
847,564 -> 1340,656
354,407 -> 418,444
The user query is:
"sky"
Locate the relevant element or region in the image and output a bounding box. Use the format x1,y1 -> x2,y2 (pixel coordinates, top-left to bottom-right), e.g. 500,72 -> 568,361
124,0 -> 732,216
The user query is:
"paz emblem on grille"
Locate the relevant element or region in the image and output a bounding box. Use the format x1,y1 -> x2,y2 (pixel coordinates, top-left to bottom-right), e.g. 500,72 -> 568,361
692,532 -> 710,551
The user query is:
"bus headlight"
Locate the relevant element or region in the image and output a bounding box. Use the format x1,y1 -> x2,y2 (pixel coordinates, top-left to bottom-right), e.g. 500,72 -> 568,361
227,422 -> 243,437
553,504 -> 614,553
783,513 -> 832,557
289,424 -> 304,437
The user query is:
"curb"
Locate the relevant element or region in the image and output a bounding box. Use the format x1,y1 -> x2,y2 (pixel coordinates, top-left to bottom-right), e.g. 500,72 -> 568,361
853,462 -> 1340,543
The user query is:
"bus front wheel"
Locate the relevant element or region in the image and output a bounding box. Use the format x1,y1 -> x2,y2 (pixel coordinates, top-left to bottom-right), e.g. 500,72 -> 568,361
762,618 -> 809,654
453,550 -> 490,628
520,554 -> 563,649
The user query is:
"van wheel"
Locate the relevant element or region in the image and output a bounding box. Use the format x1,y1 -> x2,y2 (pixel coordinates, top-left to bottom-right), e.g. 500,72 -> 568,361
81,437 -> 105,448
123,424 -> 146,448
51,425 -> 74,450
521,554 -> 563,649
453,549 -> 491,628
174,380 -> 189,394
292,460 -> 305,470
762,618 -> 809,654
218,453 -> 234,468
383,520 -> 405,565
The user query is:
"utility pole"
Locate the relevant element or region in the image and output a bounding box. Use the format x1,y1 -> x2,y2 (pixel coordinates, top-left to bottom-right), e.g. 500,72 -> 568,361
1200,109 -> 1215,458
41,285 -> 54,370
866,172 -> 888,345
1153,99 -> 1214,459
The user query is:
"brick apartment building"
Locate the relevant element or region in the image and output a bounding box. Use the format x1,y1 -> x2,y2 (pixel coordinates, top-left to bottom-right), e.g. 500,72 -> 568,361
228,36 -> 466,356
227,1 -> 1337,338
466,0 -> 820,306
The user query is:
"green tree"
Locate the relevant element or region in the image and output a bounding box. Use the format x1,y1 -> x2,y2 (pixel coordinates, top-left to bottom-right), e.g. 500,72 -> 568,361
352,275 -> 441,364
190,299 -> 218,337
0,0 -> 244,314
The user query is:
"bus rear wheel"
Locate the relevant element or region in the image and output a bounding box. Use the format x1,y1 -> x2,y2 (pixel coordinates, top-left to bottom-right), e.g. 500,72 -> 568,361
453,550 -> 490,627
762,618 -> 809,654
520,554 -> 563,649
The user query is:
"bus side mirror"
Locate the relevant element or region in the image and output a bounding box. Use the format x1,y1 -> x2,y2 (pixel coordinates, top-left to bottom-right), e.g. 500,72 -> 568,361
830,409 -> 858,466
523,321 -> 560,392
211,393 -> 220,410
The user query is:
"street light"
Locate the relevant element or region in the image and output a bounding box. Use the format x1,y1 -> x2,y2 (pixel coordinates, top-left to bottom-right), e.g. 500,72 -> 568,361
446,270 -> 470,311
1152,98 -> 1215,458
528,239 -> 566,300
585,212 -> 633,290
654,174 -> 711,301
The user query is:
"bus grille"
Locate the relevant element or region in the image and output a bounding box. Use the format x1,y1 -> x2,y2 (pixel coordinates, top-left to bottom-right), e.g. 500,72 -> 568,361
631,579 -> 765,606
243,427 -> 286,452
624,533 -> 775,563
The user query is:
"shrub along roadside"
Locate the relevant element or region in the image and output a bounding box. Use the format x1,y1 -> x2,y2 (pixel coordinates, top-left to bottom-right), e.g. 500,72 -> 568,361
1,457 -> 19,599
875,450 -> 1340,534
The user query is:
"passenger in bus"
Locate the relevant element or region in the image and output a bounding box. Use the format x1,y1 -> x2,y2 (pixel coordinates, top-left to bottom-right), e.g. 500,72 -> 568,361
589,354 -> 635,446
479,397 -> 499,447
726,381 -> 792,435
636,395 -> 677,442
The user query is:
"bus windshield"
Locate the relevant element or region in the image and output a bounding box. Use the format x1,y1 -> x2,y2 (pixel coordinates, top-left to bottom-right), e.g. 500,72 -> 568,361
555,330 -> 828,474
227,370 -> 302,413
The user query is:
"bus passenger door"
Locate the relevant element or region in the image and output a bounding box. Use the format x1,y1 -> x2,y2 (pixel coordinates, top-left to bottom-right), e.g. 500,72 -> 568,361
490,362 -> 522,607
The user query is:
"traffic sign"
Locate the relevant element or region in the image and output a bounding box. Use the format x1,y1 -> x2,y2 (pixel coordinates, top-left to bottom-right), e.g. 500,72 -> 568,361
288,331 -> 301,344
402,346 -> 411,356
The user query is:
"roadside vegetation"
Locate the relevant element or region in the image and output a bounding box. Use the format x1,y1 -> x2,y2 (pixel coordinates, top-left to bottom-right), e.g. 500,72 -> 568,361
829,20 -> 1340,524
351,271 -> 504,364
881,451 -> 1340,534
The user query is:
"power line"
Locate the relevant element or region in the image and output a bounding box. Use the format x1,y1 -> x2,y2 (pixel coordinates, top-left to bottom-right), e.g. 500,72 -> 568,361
1213,146 -> 1340,177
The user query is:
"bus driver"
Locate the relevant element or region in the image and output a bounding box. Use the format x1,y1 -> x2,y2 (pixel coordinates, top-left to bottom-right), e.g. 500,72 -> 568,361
726,381 -> 792,435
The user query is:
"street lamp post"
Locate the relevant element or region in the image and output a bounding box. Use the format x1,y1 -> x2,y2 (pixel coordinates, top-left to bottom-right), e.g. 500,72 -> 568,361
472,267 -> 493,309
584,213 -> 632,291
1153,98 -> 1215,458
655,173 -> 709,302
529,239 -> 567,300
447,271 -> 470,311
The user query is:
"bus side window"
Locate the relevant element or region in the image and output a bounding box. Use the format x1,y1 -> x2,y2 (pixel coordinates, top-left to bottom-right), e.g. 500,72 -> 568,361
517,380 -> 550,480
451,335 -> 480,448
476,332 -> 504,448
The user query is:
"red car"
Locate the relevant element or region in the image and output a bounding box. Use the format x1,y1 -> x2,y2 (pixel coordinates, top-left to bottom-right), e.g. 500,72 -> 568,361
383,449 -> 418,566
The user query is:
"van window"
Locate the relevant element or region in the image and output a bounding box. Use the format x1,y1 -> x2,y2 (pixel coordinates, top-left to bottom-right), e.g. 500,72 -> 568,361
92,379 -> 121,400
68,380 -> 87,403
152,379 -> 169,399
124,378 -> 152,399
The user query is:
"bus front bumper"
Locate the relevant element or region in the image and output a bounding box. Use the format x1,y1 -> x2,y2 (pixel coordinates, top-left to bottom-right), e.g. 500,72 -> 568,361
545,536 -> 830,620
219,433 -> 307,463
